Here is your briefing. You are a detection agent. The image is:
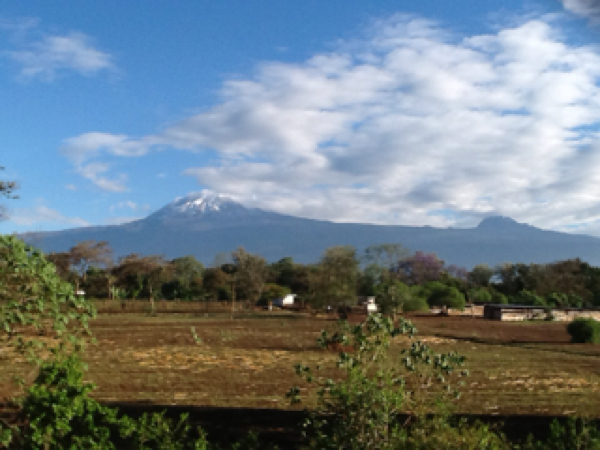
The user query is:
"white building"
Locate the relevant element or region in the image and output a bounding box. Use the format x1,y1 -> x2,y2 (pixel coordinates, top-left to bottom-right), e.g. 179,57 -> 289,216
272,294 -> 297,308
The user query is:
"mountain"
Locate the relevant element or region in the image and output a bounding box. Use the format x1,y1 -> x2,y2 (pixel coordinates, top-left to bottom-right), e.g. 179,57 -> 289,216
20,192 -> 600,268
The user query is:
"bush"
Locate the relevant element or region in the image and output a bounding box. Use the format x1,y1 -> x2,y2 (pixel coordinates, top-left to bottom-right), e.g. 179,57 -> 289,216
425,282 -> 466,310
515,290 -> 546,307
403,295 -> 430,312
490,291 -> 508,304
567,318 -> 600,343
522,417 -> 600,449
468,288 -> 492,303
287,314 -> 470,449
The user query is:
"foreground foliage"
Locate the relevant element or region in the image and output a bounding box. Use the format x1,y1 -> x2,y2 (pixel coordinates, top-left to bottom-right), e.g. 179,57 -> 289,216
287,313 -> 477,448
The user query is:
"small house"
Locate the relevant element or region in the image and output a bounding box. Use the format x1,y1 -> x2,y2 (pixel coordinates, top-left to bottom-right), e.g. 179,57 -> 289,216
272,294 -> 297,308
357,296 -> 378,314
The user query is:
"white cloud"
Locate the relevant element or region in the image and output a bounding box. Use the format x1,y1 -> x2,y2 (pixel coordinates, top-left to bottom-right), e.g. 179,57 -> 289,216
61,14 -> 600,235
104,216 -> 143,225
5,30 -> 114,81
562,0 -> 600,23
110,201 -> 137,212
60,132 -> 156,191
10,205 -> 89,227
77,161 -> 127,193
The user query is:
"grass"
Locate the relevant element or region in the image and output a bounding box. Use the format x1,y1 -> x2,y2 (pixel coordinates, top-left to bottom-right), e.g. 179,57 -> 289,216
2,311 -> 600,417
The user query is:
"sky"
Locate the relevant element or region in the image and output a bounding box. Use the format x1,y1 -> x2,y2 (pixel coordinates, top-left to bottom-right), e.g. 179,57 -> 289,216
4,1 -> 600,236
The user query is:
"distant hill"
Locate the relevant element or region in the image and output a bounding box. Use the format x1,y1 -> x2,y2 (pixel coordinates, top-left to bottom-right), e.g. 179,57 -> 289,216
20,192 -> 600,268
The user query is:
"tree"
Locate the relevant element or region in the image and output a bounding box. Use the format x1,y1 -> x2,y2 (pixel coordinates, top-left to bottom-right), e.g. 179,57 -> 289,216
494,263 -> 521,296
261,283 -> 291,307
67,241 -> 113,292
514,289 -> 546,306
363,243 -> 411,273
374,279 -> 413,317
468,287 -> 492,303
422,281 -> 466,310
167,255 -> 204,300
232,247 -> 268,309
311,246 -> 359,310
202,267 -> 230,302
397,251 -> 445,285
0,167 -> 17,220
46,251 -> 72,279
113,254 -> 173,312
468,264 -> 494,287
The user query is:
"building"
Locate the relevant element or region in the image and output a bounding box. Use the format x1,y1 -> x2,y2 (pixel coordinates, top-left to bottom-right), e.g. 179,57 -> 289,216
483,304 -> 600,322
272,294 -> 297,308
357,296 -> 378,314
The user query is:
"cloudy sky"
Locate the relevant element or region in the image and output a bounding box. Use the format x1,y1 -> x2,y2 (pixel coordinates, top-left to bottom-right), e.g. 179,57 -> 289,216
3,0 -> 600,235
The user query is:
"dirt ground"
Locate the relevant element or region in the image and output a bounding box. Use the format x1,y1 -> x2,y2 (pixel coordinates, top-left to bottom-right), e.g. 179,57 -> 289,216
2,312 -> 600,418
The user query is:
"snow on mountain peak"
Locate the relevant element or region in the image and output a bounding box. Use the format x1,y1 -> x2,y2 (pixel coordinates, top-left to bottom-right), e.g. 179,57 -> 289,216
172,190 -> 239,214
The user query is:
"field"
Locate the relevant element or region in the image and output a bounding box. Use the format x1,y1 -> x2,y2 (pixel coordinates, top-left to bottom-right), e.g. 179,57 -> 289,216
2,308 -> 600,443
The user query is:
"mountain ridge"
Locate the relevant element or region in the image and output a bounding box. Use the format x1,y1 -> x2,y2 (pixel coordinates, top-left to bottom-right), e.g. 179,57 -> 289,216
19,193 -> 600,268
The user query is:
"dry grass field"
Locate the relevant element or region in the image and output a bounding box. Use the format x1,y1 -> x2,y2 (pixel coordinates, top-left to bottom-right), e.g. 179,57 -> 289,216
2,309 -> 600,419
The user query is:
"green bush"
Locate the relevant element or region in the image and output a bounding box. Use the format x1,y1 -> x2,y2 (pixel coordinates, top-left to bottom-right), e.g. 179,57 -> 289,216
468,288 -> 492,303
425,282 -> 466,310
403,295 -> 430,312
522,417 -> 600,449
287,314 -> 470,449
567,318 -> 600,343
515,290 -> 546,307
490,291 -> 508,304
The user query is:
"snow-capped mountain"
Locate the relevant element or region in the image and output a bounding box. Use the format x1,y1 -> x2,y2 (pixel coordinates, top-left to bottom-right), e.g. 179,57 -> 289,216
21,192 -> 600,267
144,191 -> 297,231
164,191 -> 240,215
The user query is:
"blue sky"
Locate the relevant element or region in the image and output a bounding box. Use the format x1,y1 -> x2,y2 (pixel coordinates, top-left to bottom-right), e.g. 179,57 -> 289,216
4,1 -> 600,235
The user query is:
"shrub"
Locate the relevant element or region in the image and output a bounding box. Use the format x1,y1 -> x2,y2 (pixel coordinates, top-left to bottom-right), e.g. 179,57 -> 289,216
287,314 -> 471,449
567,318 -> 600,343
490,291 -> 508,304
402,295 -> 430,312
522,417 -> 600,449
425,282 -> 466,310
468,288 -> 492,304
515,290 -> 546,307
0,354 -> 212,449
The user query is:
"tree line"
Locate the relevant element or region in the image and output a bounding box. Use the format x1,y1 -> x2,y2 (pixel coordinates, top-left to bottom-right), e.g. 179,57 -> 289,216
43,240 -> 600,313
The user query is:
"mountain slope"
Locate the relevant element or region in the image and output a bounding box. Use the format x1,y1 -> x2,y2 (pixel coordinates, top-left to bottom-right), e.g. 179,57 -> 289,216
20,192 -> 600,268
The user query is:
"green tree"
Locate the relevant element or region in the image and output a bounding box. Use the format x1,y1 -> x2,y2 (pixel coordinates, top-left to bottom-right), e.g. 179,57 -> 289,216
468,264 -> 494,287
202,267 -> 229,302
311,246 -> 359,310
495,263 -> 521,296
67,241 -> 113,292
167,255 -> 204,300
468,287 -> 492,303
423,281 -> 466,310
261,283 -> 291,307
232,247 -> 268,309
515,289 -> 546,306
113,254 -> 173,312
374,279 -> 413,317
